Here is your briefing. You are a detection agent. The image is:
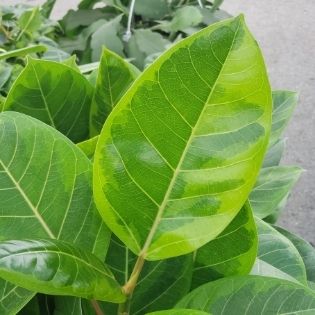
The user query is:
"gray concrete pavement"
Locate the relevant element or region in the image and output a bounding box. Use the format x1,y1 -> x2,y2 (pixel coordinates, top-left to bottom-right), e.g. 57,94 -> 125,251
2,1 -> 315,242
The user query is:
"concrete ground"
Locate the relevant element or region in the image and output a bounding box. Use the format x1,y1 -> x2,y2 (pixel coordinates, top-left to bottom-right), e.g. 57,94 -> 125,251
3,1 -> 315,243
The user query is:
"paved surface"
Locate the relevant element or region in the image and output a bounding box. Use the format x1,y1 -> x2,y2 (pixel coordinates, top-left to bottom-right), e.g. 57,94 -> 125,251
3,0 -> 315,243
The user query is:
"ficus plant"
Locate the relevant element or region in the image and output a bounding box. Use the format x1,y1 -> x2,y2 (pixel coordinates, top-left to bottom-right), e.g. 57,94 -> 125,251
0,13 -> 314,315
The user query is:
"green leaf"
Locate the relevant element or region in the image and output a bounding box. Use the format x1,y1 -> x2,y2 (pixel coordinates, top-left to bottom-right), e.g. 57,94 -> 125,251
192,202 -> 257,288
91,16 -> 123,62
17,7 -> 42,39
211,0 -> 225,12
250,166 -> 302,218
0,63 -> 12,89
269,90 -> 298,146
62,55 -> 80,72
0,281 -> 34,315
103,236 -> 193,314
177,276 -> 315,314
262,139 -> 285,168
0,45 -> 47,61
4,58 -> 93,143
126,29 -> 170,69
0,239 -> 124,302
134,0 -> 169,20
53,296 -> 83,315
90,48 -> 140,137
15,296 -> 40,315
94,16 -> 272,260
158,6 -> 203,33
0,111 -> 109,313
276,226 -> 315,283
77,135 -> 99,160
252,218 -> 307,284
147,310 -> 209,315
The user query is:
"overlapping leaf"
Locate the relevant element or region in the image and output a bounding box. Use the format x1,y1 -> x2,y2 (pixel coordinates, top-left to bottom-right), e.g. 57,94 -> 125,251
148,310 -> 209,315
177,276 -> 315,314
251,218 -> 307,284
0,111 -> 109,313
0,240 -> 124,302
250,166 -> 302,218
94,15 -> 272,260
89,48 -> 140,137
4,58 -> 93,143
192,202 -> 257,288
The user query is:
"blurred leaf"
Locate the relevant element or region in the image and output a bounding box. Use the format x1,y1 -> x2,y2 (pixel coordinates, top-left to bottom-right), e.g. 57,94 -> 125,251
211,0 -> 225,12
90,48 -> 140,136
157,6 -> 203,32
135,0 -> 169,20
147,310 -> 209,315
250,166 -> 302,219
91,16 -> 123,61
62,55 -> 80,72
201,8 -> 231,25
192,202 -> 257,288
0,62 -> 11,89
17,7 -> 42,39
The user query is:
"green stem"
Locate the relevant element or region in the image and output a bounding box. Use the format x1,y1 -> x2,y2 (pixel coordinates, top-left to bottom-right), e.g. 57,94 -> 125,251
0,45 -> 47,60
117,254 -> 145,315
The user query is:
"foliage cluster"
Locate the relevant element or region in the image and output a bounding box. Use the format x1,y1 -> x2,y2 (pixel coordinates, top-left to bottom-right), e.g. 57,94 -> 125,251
0,1 -> 313,315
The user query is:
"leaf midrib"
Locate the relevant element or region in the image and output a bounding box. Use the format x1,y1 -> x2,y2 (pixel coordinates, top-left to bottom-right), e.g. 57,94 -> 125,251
140,19 -> 242,257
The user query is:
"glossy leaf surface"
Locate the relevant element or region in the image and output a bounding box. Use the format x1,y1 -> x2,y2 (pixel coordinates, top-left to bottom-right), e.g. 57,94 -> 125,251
192,202 -> 257,288
250,166 -> 302,218
0,111 -> 109,313
276,226 -> 315,283
94,16 -> 272,260
177,275 -> 315,314
89,48 -> 140,137
252,219 -> 307,284
0,239 -> 124,302
4,58 -> 93,143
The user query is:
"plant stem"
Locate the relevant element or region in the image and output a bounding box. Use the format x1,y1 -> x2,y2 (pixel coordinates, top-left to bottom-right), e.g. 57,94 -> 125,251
91,300 -> 105,315
123,0 -> 136,42
117,254 -> 145,315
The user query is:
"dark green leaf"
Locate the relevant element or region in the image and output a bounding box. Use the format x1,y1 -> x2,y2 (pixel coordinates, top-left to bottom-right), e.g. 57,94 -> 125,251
192,202 -> 257,288
90,48 -> 140,136
147,310 -> 209,315
94,16 -> 272,260
0,239 -> 124,302
4,58 -> 93,143
177,276 -> 315,314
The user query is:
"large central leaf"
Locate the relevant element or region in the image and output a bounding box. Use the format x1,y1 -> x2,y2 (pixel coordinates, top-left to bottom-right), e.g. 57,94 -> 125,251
94,15 -> 272,260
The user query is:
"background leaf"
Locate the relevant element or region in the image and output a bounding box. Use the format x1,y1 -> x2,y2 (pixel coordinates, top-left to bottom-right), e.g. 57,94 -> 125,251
89,48 -> 140,137
94,15 -> 272,260
251,218 -> 307,284
192,202 -> 257,288
4,58 -> 94,143
0,239 -> 124,302
177,275 -> 315,314
250,166 -> 302,219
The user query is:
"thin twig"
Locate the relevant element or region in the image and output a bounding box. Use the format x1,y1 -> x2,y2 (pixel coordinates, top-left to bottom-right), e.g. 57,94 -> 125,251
91,300 -> 105,315
123,0 -> 136,42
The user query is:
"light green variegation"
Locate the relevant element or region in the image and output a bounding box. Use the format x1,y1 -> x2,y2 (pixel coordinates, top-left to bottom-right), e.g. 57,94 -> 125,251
94,15 -> 272,260
89,48 -> 140,137
177,276 -> 315,314
192,202 -> 257,288
0,111 -> 109,313
4,58 -> 93,143
77,135 -> 99,160
250,166 -> 302,218
252,218 -> 307,284
0,240 -> 124,302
